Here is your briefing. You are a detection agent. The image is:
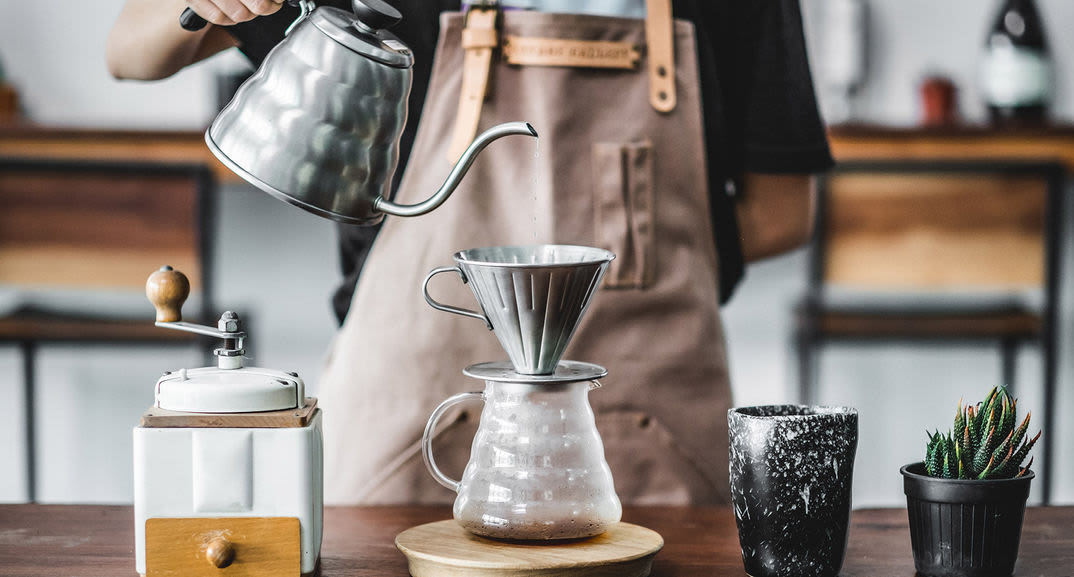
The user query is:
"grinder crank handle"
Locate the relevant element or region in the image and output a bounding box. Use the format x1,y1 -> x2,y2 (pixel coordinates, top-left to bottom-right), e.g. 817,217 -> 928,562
146,266 -> 246,341
146,265 -> 190,322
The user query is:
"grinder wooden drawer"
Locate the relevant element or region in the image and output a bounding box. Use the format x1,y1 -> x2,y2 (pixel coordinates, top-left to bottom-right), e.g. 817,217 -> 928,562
145,517 -> 300,577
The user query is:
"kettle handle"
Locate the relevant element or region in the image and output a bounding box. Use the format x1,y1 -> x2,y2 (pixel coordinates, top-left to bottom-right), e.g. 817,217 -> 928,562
422,391 -> 484,493
179,8 -> 208,31
422,267 -> 493,330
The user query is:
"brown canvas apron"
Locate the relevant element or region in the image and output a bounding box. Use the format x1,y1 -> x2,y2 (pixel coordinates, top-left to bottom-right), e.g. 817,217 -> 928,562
319,7 -> 732,505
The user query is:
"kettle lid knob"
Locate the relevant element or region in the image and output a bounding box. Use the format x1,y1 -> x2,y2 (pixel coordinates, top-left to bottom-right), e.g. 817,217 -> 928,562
352,0 -> 402,30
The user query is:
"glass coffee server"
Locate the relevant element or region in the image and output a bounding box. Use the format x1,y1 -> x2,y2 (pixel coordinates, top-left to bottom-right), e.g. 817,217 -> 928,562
396,245 -> 663,577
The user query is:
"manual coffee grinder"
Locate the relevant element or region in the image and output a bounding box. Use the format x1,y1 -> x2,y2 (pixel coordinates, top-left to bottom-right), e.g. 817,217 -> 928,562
134,266 -> 322,577
396,245 -> 664,577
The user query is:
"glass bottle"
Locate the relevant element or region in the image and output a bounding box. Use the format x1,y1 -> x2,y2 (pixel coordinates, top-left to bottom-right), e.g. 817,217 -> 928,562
981,0 -> 1051,127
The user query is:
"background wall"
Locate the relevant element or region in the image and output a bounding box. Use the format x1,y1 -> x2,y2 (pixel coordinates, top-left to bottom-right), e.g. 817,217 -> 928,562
0,0 -> 1070,506
803,0 -> 1074,125
3,0 -> 1072,128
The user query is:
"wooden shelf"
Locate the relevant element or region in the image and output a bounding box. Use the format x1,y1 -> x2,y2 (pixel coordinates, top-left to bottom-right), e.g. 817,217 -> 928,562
0,124 -> 240,182
828,123 -> 1074,171
4,123 -> 1072,180
0,312 -> 203,342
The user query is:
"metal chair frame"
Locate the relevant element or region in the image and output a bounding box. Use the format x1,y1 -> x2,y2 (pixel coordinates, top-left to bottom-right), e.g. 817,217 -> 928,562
0,157 -> 216,502
796,159 -> 1064,504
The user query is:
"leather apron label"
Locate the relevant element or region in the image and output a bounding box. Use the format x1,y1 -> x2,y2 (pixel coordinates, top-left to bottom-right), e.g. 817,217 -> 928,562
503,36 -> 640,70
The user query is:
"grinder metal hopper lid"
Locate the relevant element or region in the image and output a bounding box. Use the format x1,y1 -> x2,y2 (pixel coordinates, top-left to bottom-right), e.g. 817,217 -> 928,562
154,366 -> 303,413
146,266 -> 305,414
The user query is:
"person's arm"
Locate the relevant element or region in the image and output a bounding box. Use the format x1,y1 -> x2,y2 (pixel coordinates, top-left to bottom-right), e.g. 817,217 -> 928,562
737,173 -> 816,263
106,0 -> 281,80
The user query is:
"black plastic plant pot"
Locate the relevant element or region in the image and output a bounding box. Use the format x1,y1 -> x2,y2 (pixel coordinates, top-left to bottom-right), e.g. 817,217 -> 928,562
901,462 -> 1034,577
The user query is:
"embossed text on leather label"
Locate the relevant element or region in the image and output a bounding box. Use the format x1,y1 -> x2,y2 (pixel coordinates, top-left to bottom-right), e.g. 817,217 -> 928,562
503,36 -> 640,70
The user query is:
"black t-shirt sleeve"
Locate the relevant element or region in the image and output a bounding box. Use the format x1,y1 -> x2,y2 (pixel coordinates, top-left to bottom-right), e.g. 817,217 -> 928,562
686,0 -> 833,177
735,0 -> 834,173
727,0 -> 833,174
679,0 -> 832,302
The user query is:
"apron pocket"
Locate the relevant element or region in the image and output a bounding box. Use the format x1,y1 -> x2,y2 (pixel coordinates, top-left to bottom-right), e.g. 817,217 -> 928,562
592,140 -> 655,289
596,409 -> 721,505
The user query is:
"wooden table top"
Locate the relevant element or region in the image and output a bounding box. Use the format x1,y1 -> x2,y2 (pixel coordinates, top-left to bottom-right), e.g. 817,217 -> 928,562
0,505 -> 1069,576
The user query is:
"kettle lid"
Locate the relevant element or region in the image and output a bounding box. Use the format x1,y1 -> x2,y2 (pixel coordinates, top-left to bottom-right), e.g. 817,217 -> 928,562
309,0 -> 413,68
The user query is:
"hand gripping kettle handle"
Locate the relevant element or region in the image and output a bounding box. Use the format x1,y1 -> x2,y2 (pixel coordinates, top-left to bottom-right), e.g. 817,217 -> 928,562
422,391 -> 484,492
180,0 -> 313,32
422,267 -> 493,330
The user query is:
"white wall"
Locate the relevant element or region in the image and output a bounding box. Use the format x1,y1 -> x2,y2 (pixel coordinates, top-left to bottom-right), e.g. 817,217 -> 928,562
0,0 -> 1070,506
801,0 -> 1074,126
0,0 -> 247,128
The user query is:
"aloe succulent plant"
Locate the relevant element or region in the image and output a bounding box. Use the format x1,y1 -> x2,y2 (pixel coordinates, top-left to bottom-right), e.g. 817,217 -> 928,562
924,386 -> 1039,480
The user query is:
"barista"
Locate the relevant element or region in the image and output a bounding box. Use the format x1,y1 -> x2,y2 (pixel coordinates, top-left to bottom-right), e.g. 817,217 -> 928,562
109,0 -> 832,505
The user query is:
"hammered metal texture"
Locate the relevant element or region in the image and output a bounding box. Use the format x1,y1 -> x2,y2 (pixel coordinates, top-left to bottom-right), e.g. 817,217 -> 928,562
208,14 -> 411,225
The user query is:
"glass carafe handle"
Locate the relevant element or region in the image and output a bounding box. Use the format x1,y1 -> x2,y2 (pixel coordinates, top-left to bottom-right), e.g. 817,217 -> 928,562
422,391 -> 484,492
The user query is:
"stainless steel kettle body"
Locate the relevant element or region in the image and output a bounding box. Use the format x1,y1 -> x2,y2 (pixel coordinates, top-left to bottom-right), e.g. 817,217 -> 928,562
206,2 -> 536,225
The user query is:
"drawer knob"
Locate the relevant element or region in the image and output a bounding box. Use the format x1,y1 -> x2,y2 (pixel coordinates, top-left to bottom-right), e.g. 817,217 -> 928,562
205,537 -> 236,569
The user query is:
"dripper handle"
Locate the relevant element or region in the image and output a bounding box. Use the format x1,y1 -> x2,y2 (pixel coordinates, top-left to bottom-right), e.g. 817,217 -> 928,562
422,266 -> 493,330
422,391 -> 484,493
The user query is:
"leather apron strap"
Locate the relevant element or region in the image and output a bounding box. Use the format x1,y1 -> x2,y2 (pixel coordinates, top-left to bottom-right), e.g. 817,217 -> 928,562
447,6 -> 499,161
448,0 -> 677,161
645,0 -> 676,112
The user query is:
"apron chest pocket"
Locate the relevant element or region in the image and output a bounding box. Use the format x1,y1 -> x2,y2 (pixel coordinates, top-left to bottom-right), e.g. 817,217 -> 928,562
592,140 -> 655,289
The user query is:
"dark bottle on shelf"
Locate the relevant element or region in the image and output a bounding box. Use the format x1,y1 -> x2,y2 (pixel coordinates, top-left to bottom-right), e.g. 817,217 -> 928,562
981,0 -> 1051,127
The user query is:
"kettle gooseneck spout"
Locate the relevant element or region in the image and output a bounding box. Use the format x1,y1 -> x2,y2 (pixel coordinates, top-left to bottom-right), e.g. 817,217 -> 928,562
373,122 -> 539,218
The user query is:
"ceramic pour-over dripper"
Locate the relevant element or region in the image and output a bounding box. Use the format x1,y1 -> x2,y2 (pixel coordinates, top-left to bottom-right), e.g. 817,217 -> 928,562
423,245 -> 614,375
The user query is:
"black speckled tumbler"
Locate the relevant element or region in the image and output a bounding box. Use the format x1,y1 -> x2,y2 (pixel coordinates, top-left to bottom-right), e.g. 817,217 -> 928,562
728,405 -> 858,577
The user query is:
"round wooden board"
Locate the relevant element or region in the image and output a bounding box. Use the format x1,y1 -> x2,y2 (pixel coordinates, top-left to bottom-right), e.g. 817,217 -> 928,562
395,520 -> 664,577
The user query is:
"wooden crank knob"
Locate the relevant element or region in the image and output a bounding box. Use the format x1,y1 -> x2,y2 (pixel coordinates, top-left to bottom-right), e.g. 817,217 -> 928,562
205,536 -> 236,569
146,265 -> 190,323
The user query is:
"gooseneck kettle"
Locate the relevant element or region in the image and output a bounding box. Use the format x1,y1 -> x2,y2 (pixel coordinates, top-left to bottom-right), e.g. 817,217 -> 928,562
195,0 -> 538,225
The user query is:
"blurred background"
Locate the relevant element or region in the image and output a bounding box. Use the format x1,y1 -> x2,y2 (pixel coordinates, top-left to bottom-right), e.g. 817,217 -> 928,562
0,0 -> 1071,508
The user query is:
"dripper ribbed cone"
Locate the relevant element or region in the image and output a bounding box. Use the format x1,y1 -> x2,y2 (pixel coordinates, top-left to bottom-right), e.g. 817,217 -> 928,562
456,245 -> 613,375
